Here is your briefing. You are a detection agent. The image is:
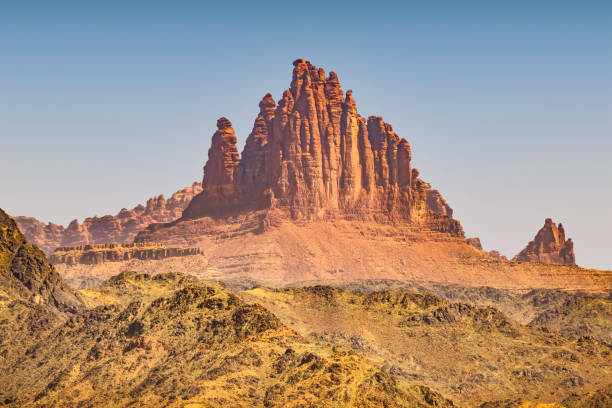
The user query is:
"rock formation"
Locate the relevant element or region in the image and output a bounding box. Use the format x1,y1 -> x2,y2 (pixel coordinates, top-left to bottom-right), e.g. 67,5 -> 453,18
0,208 -> 82,312
14,182 -> 202,253
0,271 -> 456,408
513,218 -> 575,265
181,59 -> 463,235
466,237 -> 509,260
466,237 -> 483,250
49,243 -> 203,266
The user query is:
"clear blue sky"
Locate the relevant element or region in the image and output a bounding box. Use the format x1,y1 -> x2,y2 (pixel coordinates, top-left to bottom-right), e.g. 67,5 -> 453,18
1,1 -> 611,269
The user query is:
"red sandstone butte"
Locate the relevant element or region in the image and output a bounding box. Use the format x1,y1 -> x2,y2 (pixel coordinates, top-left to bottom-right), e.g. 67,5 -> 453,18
513,218 -> 575,265
181,59 -> 462,235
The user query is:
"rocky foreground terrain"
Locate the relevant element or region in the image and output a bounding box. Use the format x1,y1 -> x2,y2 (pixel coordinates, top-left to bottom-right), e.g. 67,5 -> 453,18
1,210 -> 610,407
0,208 -> 455,407
243,285 -> 612,406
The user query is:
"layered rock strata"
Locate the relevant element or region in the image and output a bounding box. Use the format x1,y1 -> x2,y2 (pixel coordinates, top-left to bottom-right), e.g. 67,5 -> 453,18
49,243 -> 202,266
513,218 -> 575,265
180,59 -> 463,235
15,182 -> 202,253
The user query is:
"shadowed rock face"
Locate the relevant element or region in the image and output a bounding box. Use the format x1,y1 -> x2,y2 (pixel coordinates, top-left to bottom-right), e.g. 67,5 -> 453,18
0,208 -> 82,312
181,59 -> 463,236
514,218 -> 576,265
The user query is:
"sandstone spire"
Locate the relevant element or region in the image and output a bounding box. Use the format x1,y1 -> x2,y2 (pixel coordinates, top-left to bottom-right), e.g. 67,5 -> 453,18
180,60 -> 463,236
182,118 -> 240,218
513,218 -> 576,265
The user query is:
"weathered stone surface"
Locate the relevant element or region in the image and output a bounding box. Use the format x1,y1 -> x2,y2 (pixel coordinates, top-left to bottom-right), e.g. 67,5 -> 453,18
466,238 -> 483,250
14,182 -> 202,253
0,208 -> 82,312
487,250 -> 508,261
182,119 -> 240,218
49,243 -> 202,266
513,218 -> 575,265
181,59 -> 463,235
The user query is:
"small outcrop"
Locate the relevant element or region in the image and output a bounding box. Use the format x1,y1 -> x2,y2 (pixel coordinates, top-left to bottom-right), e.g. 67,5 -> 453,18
49,243 -> 203,266
513,218 -> 575,265
466,238 -> 509,260
487,250 -> 508,261
14,182 -> 202,253
467,237 -> 483,250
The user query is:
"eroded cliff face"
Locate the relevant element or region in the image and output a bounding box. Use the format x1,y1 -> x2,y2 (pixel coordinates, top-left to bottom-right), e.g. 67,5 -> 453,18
49,243 -> 203,266
14,182 -> 202,253
182,59 -> 462,235
514,218 -> 576,265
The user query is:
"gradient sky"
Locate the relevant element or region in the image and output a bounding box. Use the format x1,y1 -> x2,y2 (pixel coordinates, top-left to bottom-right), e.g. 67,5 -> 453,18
1,1 -> 611,269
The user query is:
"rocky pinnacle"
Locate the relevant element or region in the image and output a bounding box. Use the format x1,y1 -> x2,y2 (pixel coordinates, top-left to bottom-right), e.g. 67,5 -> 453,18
182,59 -> 463,236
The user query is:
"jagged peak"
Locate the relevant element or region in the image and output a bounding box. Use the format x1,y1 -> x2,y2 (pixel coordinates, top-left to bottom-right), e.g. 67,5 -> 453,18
202,117 -> 240,188
514,218 -> 576,265
259,92 -> 276,121
216,117 -> 233,130
343,89 -> 357,114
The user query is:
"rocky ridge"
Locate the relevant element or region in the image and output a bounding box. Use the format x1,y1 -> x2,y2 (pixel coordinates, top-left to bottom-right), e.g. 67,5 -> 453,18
179,59 -> 463,235
514,218 -> 576,265
135,216 -> 609,291
0,208 -> 84,377
334,279 -> 612,344
1,211 -> 610,407
49,243 -> 202,266
0,271 -> 455,407
14,182 -> 202,254
243,285 -> 612,406
0,208 -> 82,312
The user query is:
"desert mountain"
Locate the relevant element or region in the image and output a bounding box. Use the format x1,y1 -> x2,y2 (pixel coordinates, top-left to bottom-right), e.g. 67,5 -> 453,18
14,182 -> 202,254
0,215 -> 456,407
1,209 -> 610,407
130,60 -> 610,290
1,280 -> 455,406
514,218 -> 575,265
0,208 -> 84,386
332,279 -> 612,344
13,60 -> 610,291
0,208 -> 82,312
136,213 -> 610,291
181,59 -> 462,235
